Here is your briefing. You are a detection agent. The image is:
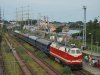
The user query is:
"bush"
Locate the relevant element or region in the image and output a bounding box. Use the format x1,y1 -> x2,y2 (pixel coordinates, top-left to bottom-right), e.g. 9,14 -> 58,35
36,51 -> 48,59
62,66 -> 72,75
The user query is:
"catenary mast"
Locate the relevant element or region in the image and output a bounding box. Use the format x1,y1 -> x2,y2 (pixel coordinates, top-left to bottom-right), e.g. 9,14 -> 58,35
83,6 -> 87,49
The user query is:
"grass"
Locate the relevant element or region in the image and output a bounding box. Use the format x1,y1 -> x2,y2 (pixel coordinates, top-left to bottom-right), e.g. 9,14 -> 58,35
46,58 -> 63,72
14,45 -> 49,75
23,42 -> 73,75
1,40 -> 22,75
6,33 -> 50,75
62,66 -> 73,75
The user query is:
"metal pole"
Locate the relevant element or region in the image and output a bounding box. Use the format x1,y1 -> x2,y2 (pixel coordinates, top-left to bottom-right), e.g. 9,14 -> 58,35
97,43 -> 98,52
16,8 -> 18,26
21,7 -> 23,26
31,15 -> 32,25
91,34 -> 93,55
2,9 -> 4,31
65,34 -> 67,46
96,42 -> 99,52
83,24 -> 84,47
83,6 -> 87,48
27,6 -> 30,25
0,7 -> 1,22
38,13 -> 41,29
47,16 -> 50,32
79,24 -> 81,46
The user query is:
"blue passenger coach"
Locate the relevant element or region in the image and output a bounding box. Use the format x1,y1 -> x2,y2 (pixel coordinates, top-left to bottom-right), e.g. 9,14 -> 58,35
35,38 -> 51,54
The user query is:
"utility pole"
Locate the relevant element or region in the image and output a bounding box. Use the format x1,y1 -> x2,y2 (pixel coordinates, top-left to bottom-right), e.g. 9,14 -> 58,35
21,7 -> 23,26
89,33 -> 93,55
31,13 -> 33,25
17,8 -> 21,28
16,8 -> 18,25
0,7 -> 1,23
27,6 -> 30,25
38,13 -> 41,29
17,8 -> 21,26
47,16 -> 50,32
83,6 -> 87,49
0,7 -> 3,29
2,9 -> 4,30
3,9 -> 4,23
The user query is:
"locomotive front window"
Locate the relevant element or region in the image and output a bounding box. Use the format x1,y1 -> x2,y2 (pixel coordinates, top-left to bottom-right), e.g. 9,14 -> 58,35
76,50 -> 81,54
69,50 -> 75,54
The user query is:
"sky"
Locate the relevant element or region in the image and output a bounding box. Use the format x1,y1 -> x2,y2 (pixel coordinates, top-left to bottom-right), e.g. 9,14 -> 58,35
0,0 -> 100,22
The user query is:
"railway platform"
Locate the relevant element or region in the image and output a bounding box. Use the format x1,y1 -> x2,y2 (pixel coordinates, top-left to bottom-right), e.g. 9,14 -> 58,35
83,50 -> 100,57
83,61 -> 100,75
83,50 -> 100,75
83,50 -> 100,67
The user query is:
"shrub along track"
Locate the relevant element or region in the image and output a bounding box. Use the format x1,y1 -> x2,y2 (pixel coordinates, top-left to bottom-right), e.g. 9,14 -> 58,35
0,35 -> 7,75
8,33 -> 62,75
5,36 -> 34,75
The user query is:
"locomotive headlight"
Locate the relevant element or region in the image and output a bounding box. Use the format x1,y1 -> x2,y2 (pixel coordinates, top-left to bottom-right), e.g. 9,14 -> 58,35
70,60 -> 72,62
71,60 -> 72,63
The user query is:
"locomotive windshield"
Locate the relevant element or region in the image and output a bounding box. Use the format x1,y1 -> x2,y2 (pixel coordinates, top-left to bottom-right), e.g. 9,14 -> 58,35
69,50 -> 75,54
69,49 -> 81,54
76,50 -> 81,54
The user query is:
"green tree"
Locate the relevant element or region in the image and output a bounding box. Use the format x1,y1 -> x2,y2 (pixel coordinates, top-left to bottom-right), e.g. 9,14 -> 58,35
56,25 -> 65,33
86,19 -> 100,45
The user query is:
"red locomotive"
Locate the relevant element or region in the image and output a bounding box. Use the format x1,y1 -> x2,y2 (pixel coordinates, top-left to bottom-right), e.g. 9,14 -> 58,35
50,42 -> 82,68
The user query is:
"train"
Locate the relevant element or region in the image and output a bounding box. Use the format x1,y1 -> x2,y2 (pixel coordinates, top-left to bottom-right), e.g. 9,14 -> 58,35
13,30 -> 82,68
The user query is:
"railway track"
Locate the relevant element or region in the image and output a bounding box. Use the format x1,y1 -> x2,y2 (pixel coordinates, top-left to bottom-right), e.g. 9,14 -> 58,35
22,43 -> 61,75
73,69 -> 93,75
12,34 -> 93,75
5,38 -> 34,75
9,33 -> 62,75
10,32 -> 95,75
11,33 -> 94,75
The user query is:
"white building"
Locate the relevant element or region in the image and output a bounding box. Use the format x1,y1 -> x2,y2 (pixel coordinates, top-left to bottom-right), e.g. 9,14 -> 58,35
23,25 -> 37,31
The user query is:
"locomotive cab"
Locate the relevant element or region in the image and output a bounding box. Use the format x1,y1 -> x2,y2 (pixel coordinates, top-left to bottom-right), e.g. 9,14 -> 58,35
67,48 -> 82,68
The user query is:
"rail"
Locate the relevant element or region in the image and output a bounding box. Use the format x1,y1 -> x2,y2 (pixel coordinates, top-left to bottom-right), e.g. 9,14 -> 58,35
11,33 -> 62,75
5,38 -> 34,75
